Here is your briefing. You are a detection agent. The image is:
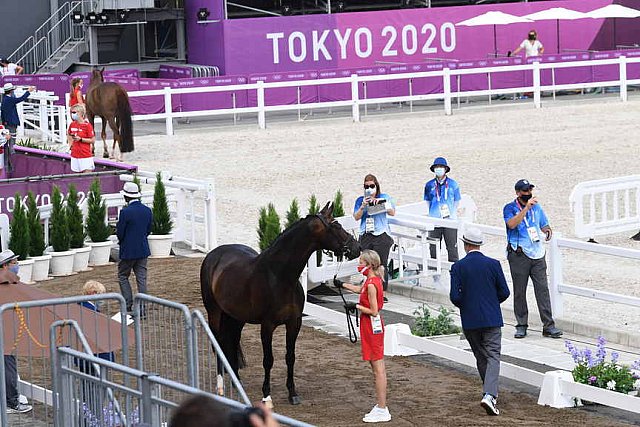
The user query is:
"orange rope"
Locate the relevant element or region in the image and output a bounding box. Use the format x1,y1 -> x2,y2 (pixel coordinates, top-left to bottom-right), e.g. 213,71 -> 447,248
11,303 -> 64,351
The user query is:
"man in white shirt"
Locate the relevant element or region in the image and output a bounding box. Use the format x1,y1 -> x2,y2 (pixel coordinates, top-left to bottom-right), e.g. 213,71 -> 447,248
0,58 -> 24,76
511,30 -> 544,58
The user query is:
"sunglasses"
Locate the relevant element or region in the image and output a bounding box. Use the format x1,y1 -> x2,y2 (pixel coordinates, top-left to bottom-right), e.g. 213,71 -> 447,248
364,184 -> 376,189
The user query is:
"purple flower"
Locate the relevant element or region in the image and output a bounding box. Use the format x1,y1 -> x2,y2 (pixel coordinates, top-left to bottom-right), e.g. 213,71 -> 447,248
611,351 -> 619,364
595,336 -> 607,364
588,376 -> 597,384
632,360 -> 640,371
584,348 -> 596,368
565,340 -> 581,364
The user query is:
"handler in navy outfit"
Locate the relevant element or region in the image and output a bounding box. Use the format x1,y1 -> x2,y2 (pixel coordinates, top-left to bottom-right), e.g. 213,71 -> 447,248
503,179 -> 562,339
450,228 -> 510,416
116,182 -> 153,312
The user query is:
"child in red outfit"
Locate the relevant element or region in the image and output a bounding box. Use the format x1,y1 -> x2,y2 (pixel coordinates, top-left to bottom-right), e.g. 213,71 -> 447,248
335,249 -> 391,423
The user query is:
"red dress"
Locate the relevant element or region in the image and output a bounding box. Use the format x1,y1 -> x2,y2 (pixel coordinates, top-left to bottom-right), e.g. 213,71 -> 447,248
359,276 -> 385,361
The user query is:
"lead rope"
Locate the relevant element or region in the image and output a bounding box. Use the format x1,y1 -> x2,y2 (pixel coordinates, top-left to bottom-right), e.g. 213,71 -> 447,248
333,260 -> 359,344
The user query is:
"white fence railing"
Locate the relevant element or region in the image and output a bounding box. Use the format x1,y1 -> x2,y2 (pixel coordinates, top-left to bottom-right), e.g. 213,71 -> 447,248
308,200 -> 640,322
16,90 -> 67,143
110,54 -> 640,134
36,170 -> 216,253
569,175 -> 640,239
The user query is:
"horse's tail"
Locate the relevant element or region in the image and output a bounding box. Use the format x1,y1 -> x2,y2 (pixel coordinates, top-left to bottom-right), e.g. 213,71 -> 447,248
117,90 -> 134,153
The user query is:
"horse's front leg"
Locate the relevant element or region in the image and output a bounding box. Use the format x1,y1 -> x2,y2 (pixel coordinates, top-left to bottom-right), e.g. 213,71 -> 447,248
260,322 -> 276,409
101,120 -> 109,158
285,316 -> 302,405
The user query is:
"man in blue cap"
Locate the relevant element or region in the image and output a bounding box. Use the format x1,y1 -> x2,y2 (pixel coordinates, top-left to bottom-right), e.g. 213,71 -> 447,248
503,179 -> 562,339
423,157 -> 462,271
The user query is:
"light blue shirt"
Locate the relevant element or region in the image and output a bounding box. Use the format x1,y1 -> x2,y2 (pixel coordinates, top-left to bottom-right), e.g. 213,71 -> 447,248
353,193 -> 396,236
503,200 -> 549,259
423,177 -> 461,219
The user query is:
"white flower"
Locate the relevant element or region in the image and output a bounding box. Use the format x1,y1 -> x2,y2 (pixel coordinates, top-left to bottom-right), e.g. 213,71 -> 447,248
606,380 -> 616,390
634,379 -> 640,390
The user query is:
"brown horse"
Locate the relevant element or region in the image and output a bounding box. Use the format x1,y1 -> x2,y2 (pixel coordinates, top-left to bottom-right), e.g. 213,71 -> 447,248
200,202 -> 360,406
85,68 -> 134,161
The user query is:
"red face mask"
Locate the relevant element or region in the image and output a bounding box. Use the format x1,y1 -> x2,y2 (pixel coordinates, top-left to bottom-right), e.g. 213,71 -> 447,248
357,264 -> 370,276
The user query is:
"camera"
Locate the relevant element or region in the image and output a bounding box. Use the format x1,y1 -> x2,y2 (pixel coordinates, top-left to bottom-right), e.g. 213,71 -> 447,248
228,406 -> 266,427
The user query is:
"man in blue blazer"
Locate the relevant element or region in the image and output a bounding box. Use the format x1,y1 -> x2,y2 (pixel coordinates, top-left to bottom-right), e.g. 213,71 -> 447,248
450,227 -> 510,416
116,182 -> 153,312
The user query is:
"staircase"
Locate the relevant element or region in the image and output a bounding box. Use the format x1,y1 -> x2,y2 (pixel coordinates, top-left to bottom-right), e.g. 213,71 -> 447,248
8,1 -> 87,74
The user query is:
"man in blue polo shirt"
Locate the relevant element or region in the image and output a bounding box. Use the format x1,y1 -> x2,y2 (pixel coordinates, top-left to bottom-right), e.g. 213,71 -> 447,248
423,157 -> 462,266
503,179 -> 562,339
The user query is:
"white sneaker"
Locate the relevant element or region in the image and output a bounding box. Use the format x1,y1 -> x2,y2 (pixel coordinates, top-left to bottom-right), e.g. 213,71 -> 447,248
480,394 -> 499,416
363,405 -> 391,423
7,403 -> 33,414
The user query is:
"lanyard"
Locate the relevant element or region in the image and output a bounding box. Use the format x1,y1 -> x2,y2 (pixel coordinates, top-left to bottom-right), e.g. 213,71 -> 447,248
435,179 -> 449,202
514,199 -> 535,227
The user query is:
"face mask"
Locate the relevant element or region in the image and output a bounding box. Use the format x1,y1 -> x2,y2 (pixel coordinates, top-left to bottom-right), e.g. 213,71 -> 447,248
9,265 -> 19,275
528,34 -> 536,41
519,194 -> 533,203
357,264 -> 370,276
434,167 -> 446,178
364,187 -> 376,196
71,112 -> 79,121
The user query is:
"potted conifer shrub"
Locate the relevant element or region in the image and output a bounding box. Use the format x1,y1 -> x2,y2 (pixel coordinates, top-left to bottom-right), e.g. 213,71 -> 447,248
148,172 -> 173,257
67,184 -> 92,272
9,193 -> 34,283
85,179 -> 114,266
26,191 -> 51,281
48,186 -> 75,276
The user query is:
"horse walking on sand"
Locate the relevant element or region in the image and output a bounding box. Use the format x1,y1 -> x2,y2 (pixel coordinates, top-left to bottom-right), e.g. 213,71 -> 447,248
200,202 -> 360,406
85,68 -> 134,161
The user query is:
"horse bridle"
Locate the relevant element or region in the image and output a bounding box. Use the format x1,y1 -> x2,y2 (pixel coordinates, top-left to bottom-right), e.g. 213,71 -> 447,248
315,214 -> 351,257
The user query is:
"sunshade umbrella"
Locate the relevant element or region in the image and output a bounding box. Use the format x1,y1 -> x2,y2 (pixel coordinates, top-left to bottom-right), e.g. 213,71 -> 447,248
585,4 -> 640,49
523,7 -> 589,54
457,11 -> 533,58
1,283 -> 130,356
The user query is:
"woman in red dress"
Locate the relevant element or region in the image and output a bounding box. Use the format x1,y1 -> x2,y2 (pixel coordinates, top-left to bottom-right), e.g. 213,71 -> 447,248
68,78 -> 85,111
335,249 -> 391,423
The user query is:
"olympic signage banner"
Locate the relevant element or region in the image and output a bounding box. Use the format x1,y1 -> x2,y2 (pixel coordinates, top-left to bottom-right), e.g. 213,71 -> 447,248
185,0 -> 640,75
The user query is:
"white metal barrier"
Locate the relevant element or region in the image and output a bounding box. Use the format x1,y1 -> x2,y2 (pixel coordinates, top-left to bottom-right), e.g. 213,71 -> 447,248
109,54 -> 640,133
15,90 -> 68,143
37,170 -> 216,253
569,175 -> 640,239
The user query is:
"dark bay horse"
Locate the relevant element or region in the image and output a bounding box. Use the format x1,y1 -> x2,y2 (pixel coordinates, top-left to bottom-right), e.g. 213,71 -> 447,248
200,202 -> 360,406
85,68 -> 134,161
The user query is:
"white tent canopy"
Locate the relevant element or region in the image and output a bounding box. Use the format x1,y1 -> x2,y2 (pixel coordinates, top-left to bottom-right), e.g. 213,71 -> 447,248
585,4 -> 640,49
522,7 -> 589,53
456,11 -> 532,57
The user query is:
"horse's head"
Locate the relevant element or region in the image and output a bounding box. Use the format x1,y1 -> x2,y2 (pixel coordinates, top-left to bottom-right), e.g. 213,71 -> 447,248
312,202 -> 360,260
90,67 -> 105,85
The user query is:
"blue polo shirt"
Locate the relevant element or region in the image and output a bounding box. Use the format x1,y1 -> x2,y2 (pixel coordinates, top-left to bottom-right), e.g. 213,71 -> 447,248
503,200 -> 549,259
353,193 -> 395,236
423,177 -> 461,219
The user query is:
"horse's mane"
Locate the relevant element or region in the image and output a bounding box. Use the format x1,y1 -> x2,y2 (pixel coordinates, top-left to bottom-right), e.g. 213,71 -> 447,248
260,214 -> 320,256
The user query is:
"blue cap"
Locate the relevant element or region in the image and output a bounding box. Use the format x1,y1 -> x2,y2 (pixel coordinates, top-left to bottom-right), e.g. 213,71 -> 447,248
430,157 -> 450,173
515,179 -> 535,191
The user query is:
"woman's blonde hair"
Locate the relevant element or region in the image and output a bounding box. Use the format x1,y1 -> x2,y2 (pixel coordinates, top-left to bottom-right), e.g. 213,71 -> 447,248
71,104 -> 86,115
360,249 -> 383,277
83,280 -> 106,295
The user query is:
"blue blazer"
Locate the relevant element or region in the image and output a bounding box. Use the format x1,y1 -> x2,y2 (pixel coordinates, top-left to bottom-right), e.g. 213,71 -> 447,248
450,251 -> 510,330
116,201 -> 153,260
1,92 -> 31,127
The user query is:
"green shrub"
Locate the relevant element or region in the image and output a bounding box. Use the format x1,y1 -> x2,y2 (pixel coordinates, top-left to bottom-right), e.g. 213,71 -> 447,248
257,204 -> 282,251
50,186 -> 70,252
66,184 -> 85,249
333,190 -> 345,218
308,194 -> 319,215
85,179 -> 111,242
26,191 -> 46,257
284,198 -> 300,229
411,305 -> 461,337
151,172 -> 173,235
9,193 -> 30,261
257,207 -> 269,251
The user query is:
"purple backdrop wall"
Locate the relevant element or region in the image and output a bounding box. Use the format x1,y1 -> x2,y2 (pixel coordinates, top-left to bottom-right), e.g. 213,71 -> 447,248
185,0 -> 640,75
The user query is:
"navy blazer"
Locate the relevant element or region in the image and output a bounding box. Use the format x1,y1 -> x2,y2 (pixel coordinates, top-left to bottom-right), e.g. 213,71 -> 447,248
450,251 -> 510,330
1,92 -> 31,127
116,201 -> 153,260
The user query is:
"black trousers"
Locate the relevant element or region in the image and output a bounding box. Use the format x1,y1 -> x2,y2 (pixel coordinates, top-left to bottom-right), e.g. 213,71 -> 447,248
429,227 -> 459,263
359,232 -> 394,291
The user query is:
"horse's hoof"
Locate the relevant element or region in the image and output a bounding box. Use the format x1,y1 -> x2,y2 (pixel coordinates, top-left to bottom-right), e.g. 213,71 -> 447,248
288,395 -> 302,405
262,395 -> 274,409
